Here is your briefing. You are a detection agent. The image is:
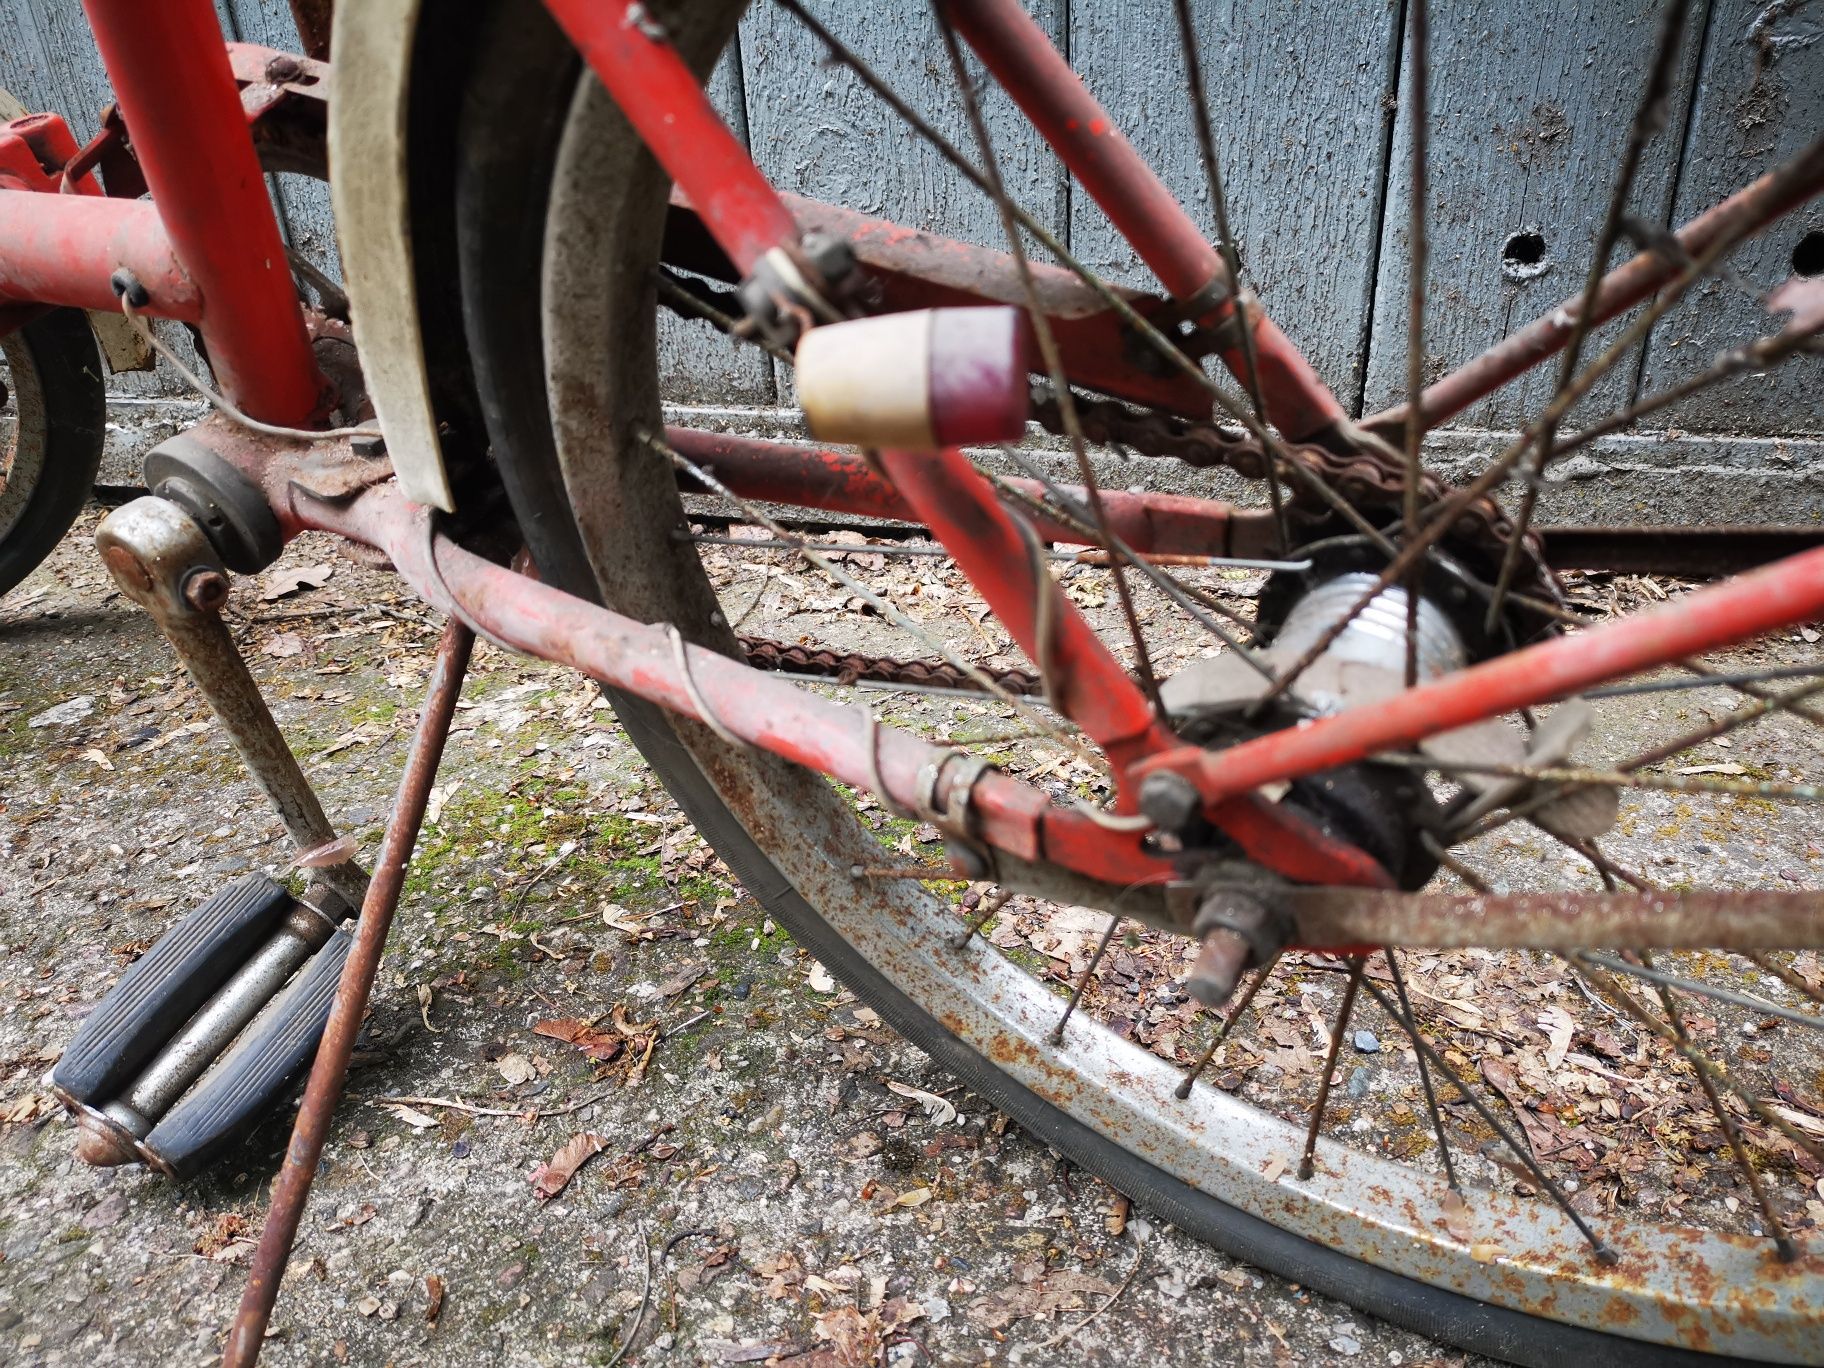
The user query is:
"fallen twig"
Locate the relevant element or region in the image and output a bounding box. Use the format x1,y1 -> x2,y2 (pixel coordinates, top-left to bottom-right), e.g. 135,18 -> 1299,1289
1038,1237 -> 1145,1353
602,1221 -> 653,1368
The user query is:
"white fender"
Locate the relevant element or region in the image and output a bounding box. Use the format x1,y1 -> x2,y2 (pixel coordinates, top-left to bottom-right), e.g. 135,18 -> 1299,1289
328,0 -> 454,511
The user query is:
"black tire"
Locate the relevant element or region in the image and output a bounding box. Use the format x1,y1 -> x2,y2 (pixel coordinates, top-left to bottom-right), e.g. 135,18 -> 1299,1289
0,309 -> 105,598
449,6 -> 1779,1363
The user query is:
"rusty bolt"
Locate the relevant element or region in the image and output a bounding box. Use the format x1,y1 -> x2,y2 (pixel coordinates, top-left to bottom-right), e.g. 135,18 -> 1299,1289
1185,892 -> 1282,1009
1138,770 -> 1203,835
264,54 -> 302,84
100,542 -> 154,595
182,567 -> 230,613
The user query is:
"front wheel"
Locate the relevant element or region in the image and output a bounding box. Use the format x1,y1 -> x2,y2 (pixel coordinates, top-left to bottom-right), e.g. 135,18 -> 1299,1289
0,310 -> 105,598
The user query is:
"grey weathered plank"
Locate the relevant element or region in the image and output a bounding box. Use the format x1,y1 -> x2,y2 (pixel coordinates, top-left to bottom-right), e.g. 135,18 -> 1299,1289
660,43 -> 777,407
1067,0 -> 1404,415
1633,0 -> 1824,436
736,0 -> 1069,404
1361,1 -> 1708,431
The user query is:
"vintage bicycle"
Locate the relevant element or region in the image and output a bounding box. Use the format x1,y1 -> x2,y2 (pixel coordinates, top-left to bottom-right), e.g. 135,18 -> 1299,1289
3,0 -> 1823,1362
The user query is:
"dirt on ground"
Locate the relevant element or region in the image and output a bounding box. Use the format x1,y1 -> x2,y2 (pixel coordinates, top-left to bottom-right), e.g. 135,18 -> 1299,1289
4,484 -> 1823,1368
0,512 -> 1476,1367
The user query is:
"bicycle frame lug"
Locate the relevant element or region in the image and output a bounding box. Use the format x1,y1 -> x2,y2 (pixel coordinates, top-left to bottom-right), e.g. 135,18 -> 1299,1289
94,495 -> 367,908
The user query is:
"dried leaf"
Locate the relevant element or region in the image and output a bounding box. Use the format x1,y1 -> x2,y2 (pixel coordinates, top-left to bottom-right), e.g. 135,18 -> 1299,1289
1440,1189 -> 1474,1243
888,1187 -> 932,1209
497,1053 -> 536,1086
529,1131 -> 611,1200
259,563 -> 333,601
262,632 -> 305,658
386,1104 -> 441,1130
885,1080 -> 957,1126
532,1017 -> 625,1062
424,1274 -> 445,1327
1537,1004 -> 1575,1073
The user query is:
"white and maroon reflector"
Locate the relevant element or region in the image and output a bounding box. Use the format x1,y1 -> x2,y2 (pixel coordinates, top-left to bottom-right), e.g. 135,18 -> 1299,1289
794,306 -> 1031,449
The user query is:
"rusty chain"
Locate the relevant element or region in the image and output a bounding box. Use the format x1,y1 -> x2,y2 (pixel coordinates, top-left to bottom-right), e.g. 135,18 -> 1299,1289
662,270 -> 1556,692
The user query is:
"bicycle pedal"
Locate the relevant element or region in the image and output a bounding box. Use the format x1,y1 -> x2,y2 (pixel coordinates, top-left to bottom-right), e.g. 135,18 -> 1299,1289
49,874 -> 344,1173
141,925 -> 351,1179
52,875 -> 292,1107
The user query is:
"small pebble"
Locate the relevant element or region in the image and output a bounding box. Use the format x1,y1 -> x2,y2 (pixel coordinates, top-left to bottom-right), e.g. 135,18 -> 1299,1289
1352,1030 -> 1381,1054
1347,1066 -> 1372,1099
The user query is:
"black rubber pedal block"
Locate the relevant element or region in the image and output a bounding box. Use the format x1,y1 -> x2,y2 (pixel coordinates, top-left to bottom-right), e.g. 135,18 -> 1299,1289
51,874 -> 293,1105
141,925 -> 351,1180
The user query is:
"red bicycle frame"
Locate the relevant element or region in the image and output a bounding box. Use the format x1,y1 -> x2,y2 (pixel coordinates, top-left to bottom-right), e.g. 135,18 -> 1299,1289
6,0 -> 1824,894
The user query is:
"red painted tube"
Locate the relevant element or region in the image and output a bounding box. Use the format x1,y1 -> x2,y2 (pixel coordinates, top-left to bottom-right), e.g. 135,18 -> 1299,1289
944,0 -> 1345,440
545,0 -> 799,276
663,427 -> 1278,558
1136,543 -> 1824,805
0,190 -> 201,319
875,446 -> 1175,774
81,0 -> 323,422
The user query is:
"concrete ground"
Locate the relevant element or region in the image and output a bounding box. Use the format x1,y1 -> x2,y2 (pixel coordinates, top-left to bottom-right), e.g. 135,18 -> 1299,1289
5,420 -> 1824,1366
0,509 -> 1478,1368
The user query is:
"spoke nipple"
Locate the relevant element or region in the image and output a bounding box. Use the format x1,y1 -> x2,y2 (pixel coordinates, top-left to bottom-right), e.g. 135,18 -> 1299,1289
1775,1236 -> 1802,1264
1173,1078 -> 1194,1101
1296,1159 -> 1315,1182
1594,1244 -> 1621,1267
1048,1026 -> 1066,1047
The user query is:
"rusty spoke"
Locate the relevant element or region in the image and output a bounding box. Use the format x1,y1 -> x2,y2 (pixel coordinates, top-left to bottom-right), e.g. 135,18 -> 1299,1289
1746,951 -> 1824,1008
1049,913 -> 1124,1044
651,430 -> 1104,771
1357,974 -> 1617,1261
1637,950 -> 1800,1259
1386,951 -> 1461,1191
952,886 -> 1013,951
1566,955 -> 1824,1170
1297,956 -> 1366,1180
932,4 -> 1168,716
1168,0 -> 1286,551
1581,951 -> 1824,1034
1483,0 -> 1692,633
1400,0 -> 1431,688
1175,951 -> 1283,1099
1385,751 -> 1824,806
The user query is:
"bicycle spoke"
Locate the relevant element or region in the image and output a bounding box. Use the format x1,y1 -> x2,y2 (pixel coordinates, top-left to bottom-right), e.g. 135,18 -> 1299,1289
1297,955 -> 1365,1180
1388,752 -> 1824,806
952,886 -> 1013,951
1567,955 -> 1824,1170
1580,952 -> 1824,1034
1637,950 -> 1801,1259
1386,952 -> 1461,1191
1358,975 -> 1617,1261
650,430 -> 1106,770
1484,0 -> 1692,633
1169,0 -> 1286,551
989,455 -> 1284,686
1049,913 -> 1124,1044
1746,951 -> 1824,1008
1251,136 -> 1824,713
930,4 -> 1166,717
1175,951 -> 1283,1099
1401,0 -> 1431,687
772,0 -> 1377,553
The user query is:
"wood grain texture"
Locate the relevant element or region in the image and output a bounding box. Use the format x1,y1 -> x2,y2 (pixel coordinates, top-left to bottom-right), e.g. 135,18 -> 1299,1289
1067,0 -> 1403,414
659,43 -> 777,405
1633,0 -> 1823,435
736,0 -> 1069,404
1361,1 -> 1708,431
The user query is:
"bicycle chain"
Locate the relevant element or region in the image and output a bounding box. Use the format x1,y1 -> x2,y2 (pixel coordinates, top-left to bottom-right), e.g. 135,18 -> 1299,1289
662,270 -> 1556,691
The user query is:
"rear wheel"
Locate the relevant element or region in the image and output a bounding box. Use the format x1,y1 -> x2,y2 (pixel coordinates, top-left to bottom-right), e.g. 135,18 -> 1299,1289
453,3 -> 1824,1362
0,310 -> 105,597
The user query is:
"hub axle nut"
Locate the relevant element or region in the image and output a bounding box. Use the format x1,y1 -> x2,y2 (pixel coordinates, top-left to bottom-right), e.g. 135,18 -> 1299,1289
1138,770 -> 1204,835
1185,892 -> 1285,1009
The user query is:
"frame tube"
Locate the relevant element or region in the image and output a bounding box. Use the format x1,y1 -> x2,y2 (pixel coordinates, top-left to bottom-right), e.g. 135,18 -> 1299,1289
0,191 -> 201,319
80,0 -> 324,422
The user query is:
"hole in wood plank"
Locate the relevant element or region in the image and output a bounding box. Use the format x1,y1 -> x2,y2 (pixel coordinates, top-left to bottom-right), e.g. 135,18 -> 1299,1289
1793,230 -> 1824,279
1500,230 -> 1551,282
